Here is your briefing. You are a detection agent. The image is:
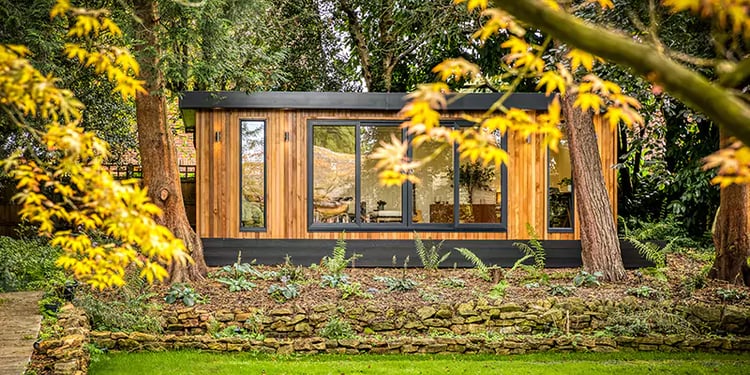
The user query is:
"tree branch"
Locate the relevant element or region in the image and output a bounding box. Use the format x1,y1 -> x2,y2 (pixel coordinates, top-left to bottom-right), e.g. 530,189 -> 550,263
492,0 -> 750,145
718,58 -> 750,88
337,0 -> 373,91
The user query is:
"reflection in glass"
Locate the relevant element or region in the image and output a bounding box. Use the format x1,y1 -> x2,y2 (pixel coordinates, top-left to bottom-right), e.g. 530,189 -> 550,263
241,120 -> 265,228
549,134 -> 573,229
312,125 -> 356,223
361,126 -> 402,223
457,130 -> 502,224
413,141 -> 454,224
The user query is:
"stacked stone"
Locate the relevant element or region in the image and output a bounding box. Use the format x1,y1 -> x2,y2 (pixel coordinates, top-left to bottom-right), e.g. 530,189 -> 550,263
34,304 -> 90,375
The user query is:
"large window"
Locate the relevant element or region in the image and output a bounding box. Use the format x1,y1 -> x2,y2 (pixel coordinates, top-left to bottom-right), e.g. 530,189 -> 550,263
309,120 -> 506,230
548,132 -> 574,231
240,120 -> 266,230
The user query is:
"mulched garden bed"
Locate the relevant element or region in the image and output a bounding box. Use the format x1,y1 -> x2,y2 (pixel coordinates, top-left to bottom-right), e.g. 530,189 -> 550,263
149,252 -> 750,314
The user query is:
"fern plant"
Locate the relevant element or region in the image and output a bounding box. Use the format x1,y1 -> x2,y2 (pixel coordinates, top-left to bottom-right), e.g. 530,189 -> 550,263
321,233 -> 362,276
455,247 -> 490,281
624,235 -> 669,269
414,232 -> 450,270
511,225 -> 548,284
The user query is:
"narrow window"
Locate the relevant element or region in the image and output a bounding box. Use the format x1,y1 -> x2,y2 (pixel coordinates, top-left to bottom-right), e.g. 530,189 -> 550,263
548,132 -> 574,231
413,140 -> 455,224
458,131 -> 503,224
360,124 -> 403,224
240,120 -> 266,230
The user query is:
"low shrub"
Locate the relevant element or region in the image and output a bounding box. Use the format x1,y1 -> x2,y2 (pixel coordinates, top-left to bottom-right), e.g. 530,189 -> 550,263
0,236 -> 63,292
164,283 -> 204,307
626,285 -> 661,299
75,277 -> 163,333
572,271 -> 602,288
319,317 -> 355,339
374,276 -> 417,292
268,280 -> 299,303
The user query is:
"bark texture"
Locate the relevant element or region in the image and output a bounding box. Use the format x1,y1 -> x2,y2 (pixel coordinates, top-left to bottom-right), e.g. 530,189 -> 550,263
133,0 -> 207,282
710,134 -> 750,286
563,95 -> 626,281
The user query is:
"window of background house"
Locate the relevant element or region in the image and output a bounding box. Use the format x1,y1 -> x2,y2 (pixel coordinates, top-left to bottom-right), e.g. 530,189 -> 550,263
240,120 -> 266,230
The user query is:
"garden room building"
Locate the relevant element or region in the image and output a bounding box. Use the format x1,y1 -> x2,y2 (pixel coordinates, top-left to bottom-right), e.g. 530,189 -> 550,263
178,91 -> 643,267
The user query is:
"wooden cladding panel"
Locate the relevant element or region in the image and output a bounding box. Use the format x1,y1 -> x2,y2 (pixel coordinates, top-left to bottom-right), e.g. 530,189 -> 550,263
195,109 -> 617,242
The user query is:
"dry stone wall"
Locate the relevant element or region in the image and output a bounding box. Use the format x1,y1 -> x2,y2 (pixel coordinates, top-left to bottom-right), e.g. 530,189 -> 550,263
90,332 -> 750,355
34,304 -> 90,375
158,297 -> 750,338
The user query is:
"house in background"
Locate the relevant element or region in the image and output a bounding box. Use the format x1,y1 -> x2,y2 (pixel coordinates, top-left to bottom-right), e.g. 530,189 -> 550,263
179,91 -> 644,267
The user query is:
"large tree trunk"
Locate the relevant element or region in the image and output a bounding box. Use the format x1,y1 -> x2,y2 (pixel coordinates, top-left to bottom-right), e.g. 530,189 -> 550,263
710,133 -> 750,286
133,0 -> 207,282
562,94 -> 626,281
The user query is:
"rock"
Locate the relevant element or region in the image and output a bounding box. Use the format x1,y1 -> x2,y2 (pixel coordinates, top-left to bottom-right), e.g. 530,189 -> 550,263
130,332 -> 157,342
690,304 -> 722,323
435,308 -> 453,319
371,322 -> 396,331
288,314 -> 306,325
338,338 -> 360,348
269,308 -> 294,316
277,344 -> 294,355
110,332 -> 129,340
313,303 -> 336,313
423,318 -> 447,327
457,302 -> 477,316
54,360 -> 79,375
497,303 -> 522,313
294,322 -> 313,335
226,343 -> 243,352
215,311 -> 234,322
633,335 -> 664,345
417,306 -> 437,320
207,342 -> 227,351
403,320 -> 425,330
722,305 -> 749,329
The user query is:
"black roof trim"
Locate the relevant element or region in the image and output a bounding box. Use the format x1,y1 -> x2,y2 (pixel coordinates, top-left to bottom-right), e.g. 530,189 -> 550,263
178,91 -> 551,111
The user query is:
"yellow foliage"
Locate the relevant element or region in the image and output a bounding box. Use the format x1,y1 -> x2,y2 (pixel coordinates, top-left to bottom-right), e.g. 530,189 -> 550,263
0,0 -> 190,289
473,9 -> 525,41
536,71 -> 567,96
703,141 -> 750,187
663,0 -> 750,38
432,58 -> 481,82
454,0 -> 488,12
587,0 -> 615,9
566,49 -> 602,72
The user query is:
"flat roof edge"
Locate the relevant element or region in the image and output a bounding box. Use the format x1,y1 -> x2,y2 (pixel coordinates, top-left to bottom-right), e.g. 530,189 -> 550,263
178,91 -> 552,111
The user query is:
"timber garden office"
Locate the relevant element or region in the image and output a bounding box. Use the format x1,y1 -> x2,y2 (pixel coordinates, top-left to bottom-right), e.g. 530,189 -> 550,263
178,91 -> 645,268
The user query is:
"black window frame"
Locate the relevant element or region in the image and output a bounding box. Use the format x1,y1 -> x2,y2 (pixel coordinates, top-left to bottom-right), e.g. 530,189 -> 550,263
546,146 -> 574,233
239,118 -> 268,232
307,119 -> 507,232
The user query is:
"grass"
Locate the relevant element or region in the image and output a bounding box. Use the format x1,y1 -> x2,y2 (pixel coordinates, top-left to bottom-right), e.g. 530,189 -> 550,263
89,351 -> 750,374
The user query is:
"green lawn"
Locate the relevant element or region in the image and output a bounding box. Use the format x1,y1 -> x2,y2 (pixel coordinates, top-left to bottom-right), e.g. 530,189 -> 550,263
89,351 -> 750,374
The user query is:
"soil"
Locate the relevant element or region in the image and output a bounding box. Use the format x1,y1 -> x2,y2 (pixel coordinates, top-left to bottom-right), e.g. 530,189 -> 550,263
150,252 -> 750,313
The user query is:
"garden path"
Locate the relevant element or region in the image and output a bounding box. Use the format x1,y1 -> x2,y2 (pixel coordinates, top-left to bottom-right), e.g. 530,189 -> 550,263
0,291 -> 42,375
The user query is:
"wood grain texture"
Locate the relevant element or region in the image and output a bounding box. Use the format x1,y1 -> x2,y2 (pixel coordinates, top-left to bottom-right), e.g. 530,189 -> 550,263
194,109 -> 618,242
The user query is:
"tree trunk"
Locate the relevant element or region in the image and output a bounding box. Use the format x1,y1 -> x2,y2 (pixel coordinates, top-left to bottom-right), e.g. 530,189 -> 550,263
133,0 -> 207,282
710,133 -> 750,286
562,94 -> 626,281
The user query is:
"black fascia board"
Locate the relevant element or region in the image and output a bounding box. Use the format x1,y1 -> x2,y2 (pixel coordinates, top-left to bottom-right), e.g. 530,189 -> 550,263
178,91 -> 552,112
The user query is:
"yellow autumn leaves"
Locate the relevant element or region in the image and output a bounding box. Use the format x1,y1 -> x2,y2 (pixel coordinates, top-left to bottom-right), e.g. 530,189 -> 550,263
1,0 -> 190,289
